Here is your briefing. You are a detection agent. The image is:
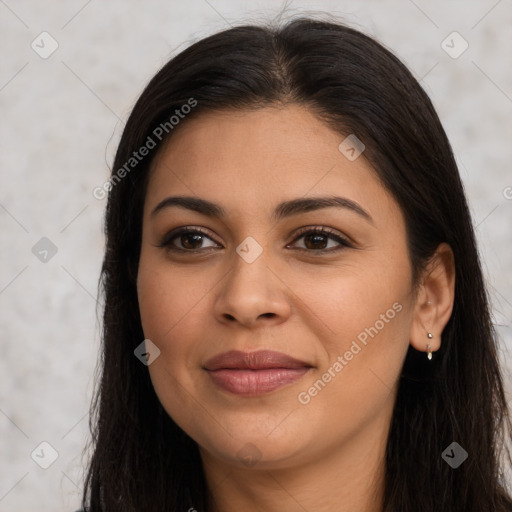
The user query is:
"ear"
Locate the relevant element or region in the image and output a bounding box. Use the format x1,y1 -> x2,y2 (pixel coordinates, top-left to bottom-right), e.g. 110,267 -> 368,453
409,243 -> 456,356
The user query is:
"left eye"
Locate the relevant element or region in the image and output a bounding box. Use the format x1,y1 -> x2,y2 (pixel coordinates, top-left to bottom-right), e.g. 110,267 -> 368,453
288,228 -> 352,253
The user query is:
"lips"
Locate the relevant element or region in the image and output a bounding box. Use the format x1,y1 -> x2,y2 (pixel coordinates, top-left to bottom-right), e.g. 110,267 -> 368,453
203,350 -> 313,396
203,350 -> 311,371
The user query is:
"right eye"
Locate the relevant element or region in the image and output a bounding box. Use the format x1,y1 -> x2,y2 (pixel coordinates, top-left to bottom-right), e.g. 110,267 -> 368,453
156,227 -> 221,253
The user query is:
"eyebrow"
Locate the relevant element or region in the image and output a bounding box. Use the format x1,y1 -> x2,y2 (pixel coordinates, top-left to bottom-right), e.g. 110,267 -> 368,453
150,195 -> 373,224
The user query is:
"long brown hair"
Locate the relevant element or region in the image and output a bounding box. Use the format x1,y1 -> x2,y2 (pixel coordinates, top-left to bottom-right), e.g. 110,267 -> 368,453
82,17 -> 512,511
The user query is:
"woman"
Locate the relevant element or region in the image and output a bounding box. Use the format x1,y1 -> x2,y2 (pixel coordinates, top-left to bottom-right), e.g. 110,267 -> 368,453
81,17 -> 512,511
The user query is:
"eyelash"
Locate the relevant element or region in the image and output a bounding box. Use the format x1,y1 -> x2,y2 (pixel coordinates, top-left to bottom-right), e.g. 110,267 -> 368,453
156,226 -> 353,255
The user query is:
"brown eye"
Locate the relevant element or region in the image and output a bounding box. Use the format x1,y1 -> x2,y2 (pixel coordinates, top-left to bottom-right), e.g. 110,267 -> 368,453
303,232 -> 330,250
157,227 -> 220,252
180,232 -> 205,250
289,227 -> 352,254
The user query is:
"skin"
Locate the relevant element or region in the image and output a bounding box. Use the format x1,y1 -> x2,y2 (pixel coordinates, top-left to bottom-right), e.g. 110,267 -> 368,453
137,104 -> 455,512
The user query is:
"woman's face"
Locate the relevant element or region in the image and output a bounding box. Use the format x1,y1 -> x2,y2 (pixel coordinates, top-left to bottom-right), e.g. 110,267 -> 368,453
137,104 -> 416,471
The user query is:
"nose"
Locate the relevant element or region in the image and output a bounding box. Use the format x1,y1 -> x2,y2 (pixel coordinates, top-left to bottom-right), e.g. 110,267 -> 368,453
213,247 -> 291,328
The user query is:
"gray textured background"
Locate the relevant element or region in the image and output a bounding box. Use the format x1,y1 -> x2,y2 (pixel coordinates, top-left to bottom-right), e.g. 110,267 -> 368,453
1,1 -> 511,510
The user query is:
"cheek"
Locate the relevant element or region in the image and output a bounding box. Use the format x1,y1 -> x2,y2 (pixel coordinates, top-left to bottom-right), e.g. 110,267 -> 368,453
292,277 -> 411,438
295,257 -> 411,350
137,261 -> 208,435
136,254 -> 215,401
137,254 -> 211,343
296,255 -> 413,402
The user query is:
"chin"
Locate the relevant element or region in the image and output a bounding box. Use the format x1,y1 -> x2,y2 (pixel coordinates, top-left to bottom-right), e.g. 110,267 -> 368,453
196,429 -> 310,470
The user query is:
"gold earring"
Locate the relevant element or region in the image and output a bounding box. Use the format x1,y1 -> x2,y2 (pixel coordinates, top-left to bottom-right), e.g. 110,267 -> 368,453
426,333 -> 433,360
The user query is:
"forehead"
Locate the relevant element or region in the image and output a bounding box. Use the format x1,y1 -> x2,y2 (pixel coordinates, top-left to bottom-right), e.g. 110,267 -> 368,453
144,105 -> 395,221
